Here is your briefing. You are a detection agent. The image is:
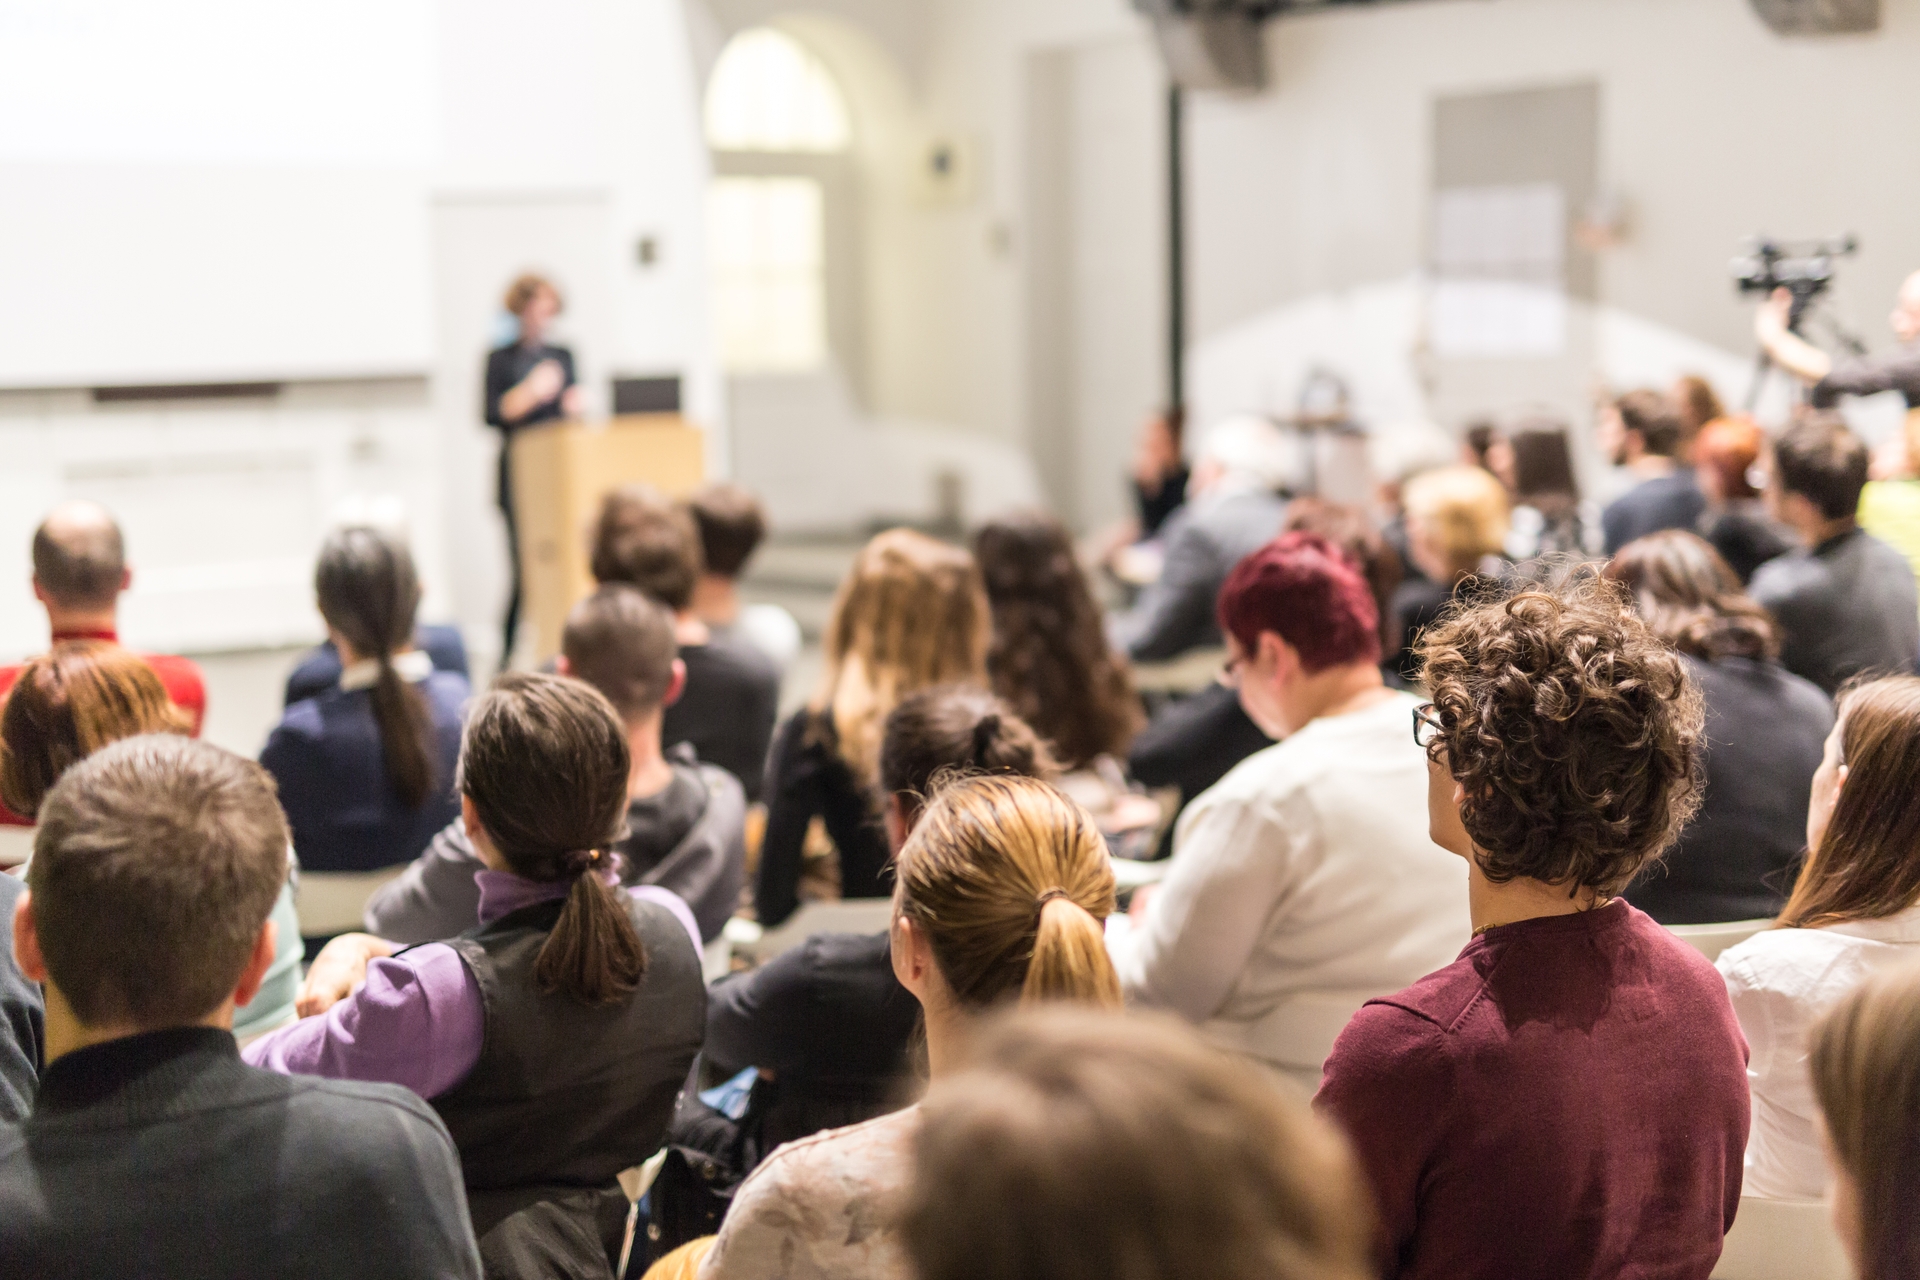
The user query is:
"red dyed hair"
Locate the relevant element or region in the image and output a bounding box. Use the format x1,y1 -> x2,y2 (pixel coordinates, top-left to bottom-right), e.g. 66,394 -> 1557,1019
1217,532 -> 1381,673
1694,416 -> 1766,500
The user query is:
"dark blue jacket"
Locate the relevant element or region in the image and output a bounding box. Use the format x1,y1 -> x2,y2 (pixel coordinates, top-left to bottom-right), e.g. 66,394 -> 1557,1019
283,625 -> 469,708
261,672 -> 469,873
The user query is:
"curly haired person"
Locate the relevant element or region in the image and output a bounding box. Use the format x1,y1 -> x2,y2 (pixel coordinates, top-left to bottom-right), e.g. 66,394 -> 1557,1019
1314,572 -> 1750,1280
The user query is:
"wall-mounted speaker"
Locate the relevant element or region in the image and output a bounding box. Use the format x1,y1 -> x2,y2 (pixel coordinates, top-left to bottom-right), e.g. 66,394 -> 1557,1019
1748,0 -> 1880,34
1135,2 -> 1270,91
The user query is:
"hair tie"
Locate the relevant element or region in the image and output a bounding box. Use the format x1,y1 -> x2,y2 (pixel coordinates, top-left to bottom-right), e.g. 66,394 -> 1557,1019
1034,887 -> 1071,914
561,848 -> 605,877
971,714 -> 1001,766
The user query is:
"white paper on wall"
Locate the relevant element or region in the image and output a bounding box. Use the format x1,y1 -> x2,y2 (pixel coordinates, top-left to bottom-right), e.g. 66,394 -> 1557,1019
1429,183 -> 1568,357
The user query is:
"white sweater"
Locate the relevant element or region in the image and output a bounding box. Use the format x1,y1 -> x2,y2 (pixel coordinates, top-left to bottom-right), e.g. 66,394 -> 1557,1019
1716,905 -> 1920,1200
1112,691 -> 1472,1087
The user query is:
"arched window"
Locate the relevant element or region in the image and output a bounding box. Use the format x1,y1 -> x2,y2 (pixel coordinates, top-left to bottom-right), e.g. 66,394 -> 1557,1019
705,29 -> 850,373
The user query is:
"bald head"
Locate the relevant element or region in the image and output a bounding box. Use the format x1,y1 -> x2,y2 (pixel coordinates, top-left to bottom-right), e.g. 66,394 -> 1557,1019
1893,271 -> 1920,344
32,501 -> 127,612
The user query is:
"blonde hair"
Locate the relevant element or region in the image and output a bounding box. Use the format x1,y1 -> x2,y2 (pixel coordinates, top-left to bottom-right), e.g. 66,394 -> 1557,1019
1404,464 -> 1510,577
503,272 -> 561,317
812,529 -> 990,790
893,773 -> 1120,1010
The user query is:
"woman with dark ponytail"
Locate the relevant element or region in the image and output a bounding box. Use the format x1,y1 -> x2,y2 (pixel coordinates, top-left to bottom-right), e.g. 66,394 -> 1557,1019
260,526 -> 467,872
696,771 -> 1119,1280
247,673 -> 708,1275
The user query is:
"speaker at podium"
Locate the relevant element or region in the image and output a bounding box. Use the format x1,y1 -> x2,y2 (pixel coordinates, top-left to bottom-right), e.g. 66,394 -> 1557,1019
509,413 -> 707,664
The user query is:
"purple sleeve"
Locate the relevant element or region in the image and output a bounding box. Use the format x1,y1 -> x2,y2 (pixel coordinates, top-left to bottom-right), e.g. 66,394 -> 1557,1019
630,884 -> 703,957
241,943 -> 484,1100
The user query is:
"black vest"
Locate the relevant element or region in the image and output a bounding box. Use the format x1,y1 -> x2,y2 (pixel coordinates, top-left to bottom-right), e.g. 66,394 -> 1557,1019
433,894 -> 706,1197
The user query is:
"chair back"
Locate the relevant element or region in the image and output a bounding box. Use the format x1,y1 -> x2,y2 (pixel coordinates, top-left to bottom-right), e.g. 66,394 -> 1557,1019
1711,1196 -> 1851,1280
1668,918 -> 1772,964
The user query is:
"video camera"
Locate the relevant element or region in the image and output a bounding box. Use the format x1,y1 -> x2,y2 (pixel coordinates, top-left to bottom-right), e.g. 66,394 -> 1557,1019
1732,235 -> 1857,329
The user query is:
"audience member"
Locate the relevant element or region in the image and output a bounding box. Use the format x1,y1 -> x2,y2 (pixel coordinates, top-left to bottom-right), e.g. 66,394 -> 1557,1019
0,643 -> 303,1040
1750,413 -> 1920,695
1809,957 -> 1920,1280
902,1008 -> 1374,1280
1388,464 -> 1509,681
1497,425 -> 1596,560
684,483 -> 803,671
1459,419 -> 1499,473
1131,407 -> 1191,540
699,773 -> 1122,1280
248,674 -> 706,1275
1674,374 -> 1728,449
1857,410 -> 1920,597
1317,574 -> 1748,1280
1600,389 -> 1705,553
1608,532 -> 1833,923
0,502 -> 206,829
974,512 -> 1142,770
1694,416 -> 1795,583
260,527 -> 466,873
0,872 -> 37,1123
0,736 -> 481,1279
365,585 -> 747,944
756,529 -> 989,927
592,485 -> 780,800
1715,676 -> 1920,1201
705,685 -> 1055,1152
285,622 -> 469,707
1109,416 -> 1292,662
1368,421 -> 1460,585
1113,534 -> 1470,1088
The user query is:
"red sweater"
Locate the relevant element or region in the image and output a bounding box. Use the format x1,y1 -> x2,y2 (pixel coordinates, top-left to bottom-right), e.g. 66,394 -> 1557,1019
1315,900 -> 1749,1280
0,629 -> 205,826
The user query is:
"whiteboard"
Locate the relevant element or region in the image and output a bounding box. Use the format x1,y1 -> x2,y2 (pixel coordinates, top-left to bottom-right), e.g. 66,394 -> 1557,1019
0,0 -> 437,387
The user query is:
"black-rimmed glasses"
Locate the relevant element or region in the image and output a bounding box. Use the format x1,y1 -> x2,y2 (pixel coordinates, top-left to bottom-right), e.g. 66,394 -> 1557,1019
1412,702 -> 1444,749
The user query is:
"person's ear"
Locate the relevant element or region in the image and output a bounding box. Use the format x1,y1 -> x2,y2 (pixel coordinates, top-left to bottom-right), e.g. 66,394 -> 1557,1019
1258,630 -> 1298,682
118,567 -> 132,594
12,892 -> 46,984
29,578 -> 48,608
883,793 -> 914,856
230,919 -> 278,1009
890,913 -> 934,1002
554,655 -> 572,677
662,659 -> 687,709
1835,763 -> 1850,794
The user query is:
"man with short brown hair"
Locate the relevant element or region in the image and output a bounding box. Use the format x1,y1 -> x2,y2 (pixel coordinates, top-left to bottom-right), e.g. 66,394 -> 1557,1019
0,735 -> 480,1279
591,486 -> 779,799
684,483 -> 801,669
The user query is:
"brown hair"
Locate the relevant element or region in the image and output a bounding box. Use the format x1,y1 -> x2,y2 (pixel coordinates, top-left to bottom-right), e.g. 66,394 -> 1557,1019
562,584 -> 678,721
880,685 -> 1058,807
1605,530 -> 1778,662
904,1008 -> 1374,1280
812,529 -> 991,790
589,485 -> 702,611
1777,677 -> 1920,930
973,514 -> 1142,769
894,774 -> 1120,1009
1282,497 -> 1404,653
1694,417 -> 1766,501
1674,375 -> 1725,437
316,527 -> 437,809
31,502 -> 125,611
1811,958 -> 1920,1280
31,735 -> 289,1027
1418,572 -> 1705,895
1403,465 -> 1510,578
683,483 -> 768,579
0,642 -> 190,819
503,273 -> 562,317
1776,411 -> 1870,521
1508,426 -> 1580,502
458,673 -> 646,1004
1616,388 -> 1685,458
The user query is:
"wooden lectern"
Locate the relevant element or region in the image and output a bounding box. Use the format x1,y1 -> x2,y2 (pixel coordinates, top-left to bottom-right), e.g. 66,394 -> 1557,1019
510,414 -> 706,663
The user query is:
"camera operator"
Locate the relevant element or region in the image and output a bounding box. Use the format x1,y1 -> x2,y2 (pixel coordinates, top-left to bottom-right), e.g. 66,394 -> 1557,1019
1754,271 -> 1920,408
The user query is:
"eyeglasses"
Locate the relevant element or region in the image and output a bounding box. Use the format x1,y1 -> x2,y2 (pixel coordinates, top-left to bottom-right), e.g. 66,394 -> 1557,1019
1412,702 -> 1445,749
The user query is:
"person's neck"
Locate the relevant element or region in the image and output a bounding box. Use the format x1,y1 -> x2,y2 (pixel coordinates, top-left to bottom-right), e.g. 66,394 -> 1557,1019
1628,453 -> 1679,479
1465,857 -> 1602,935
689,575 -> 741,629
1799,514 -> 1858,547
920,993 -> 970,1082
1282,662 -> 1393,733
41,981 -> 231,1068
627,712 -> 675,801
45,603 -> 117,638
673,611 -> 710,648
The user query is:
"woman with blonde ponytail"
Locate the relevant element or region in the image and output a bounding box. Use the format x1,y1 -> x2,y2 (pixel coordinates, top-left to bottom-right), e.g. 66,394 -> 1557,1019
247,674 -> 708,1275
697,774 -> 1119,1280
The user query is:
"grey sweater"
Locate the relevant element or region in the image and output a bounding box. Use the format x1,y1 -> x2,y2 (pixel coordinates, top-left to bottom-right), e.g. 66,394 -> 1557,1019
1749,527 -> 1920,695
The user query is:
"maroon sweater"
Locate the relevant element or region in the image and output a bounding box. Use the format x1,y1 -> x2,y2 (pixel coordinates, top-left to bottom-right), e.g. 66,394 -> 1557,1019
1316,900 -> 1749,1280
